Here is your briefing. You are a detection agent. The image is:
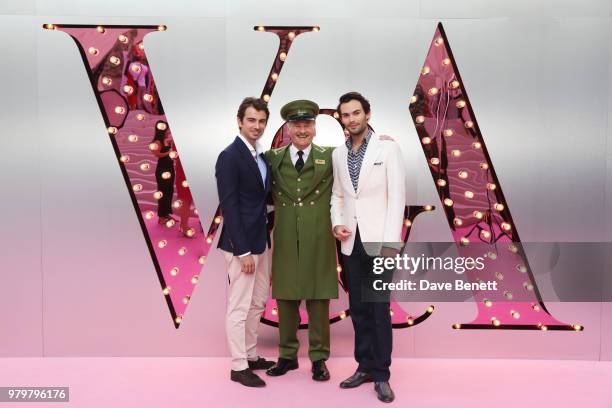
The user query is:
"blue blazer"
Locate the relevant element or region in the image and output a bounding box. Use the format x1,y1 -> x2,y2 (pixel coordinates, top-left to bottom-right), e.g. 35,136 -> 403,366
215,136 -> 271,256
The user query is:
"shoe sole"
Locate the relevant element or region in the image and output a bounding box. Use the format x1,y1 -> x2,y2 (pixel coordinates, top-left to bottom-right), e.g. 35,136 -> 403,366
230,377 -> 266,388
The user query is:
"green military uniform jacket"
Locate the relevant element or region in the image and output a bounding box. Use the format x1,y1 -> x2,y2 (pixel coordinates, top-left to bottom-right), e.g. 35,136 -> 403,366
265,143 -> 339,300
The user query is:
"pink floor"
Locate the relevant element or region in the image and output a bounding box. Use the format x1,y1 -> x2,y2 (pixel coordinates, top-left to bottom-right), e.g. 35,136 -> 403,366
2,357 -> 611,407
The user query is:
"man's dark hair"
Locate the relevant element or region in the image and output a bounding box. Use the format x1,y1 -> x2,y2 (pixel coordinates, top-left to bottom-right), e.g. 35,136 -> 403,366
337,91 -> 371,115
237,97 -> 270,121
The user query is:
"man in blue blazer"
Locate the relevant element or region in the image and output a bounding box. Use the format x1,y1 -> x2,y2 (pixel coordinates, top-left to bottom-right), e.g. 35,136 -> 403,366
215,97 -> 275,387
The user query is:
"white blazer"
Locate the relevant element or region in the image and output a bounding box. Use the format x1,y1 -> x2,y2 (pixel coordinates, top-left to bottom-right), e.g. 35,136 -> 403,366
331,133 -> 406,256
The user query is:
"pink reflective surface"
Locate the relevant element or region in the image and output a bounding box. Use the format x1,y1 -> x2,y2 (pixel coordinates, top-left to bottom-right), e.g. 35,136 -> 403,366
50,25 -> 209,327
409,24 -> 577,330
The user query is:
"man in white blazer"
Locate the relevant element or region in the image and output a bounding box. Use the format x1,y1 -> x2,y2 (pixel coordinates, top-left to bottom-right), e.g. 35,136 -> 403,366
331,92 -> 406,403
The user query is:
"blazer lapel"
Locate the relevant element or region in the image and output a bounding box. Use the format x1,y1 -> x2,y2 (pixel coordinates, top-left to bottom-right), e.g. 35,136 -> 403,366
234,136 -> 264,190
339,143 -> 356,197
356,132 -> 382,195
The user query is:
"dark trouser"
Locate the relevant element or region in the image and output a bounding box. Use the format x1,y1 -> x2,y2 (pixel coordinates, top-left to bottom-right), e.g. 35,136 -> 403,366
155,164 -> 175,217
342,227 -> 392,382
277,299 -> 330,362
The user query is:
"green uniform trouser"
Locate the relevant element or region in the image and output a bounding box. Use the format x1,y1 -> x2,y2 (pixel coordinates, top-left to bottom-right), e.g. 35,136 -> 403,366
277,299 -> 330,362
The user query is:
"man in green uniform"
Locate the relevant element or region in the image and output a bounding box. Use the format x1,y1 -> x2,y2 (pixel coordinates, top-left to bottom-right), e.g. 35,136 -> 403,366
265,100 -> 338,382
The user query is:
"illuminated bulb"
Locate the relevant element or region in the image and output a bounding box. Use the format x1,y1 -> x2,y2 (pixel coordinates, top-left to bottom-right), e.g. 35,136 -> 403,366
161,171 -> 172,180
494,203 -> 504,211
128,134 -> 138,143
487,183 -> 497,191
181,180 -> 189,188
458,170 -> 468,179
198,256 -> 206,264
512,311 -> 520,319
495,272 -> 504,280
465,120 -> 474,128
107,127 -> 117,135
185,228 -> 195,237
465,191 -> 474,199
153,191 -> 163,200
272,308 -> 278,315
442,58 -> 451,66
336,265 -> 342,273
131,64 -> 141,73
517,265 -> 527,273
541,325 -> 548,331
279,52 -> 287,61
88,47 -> 99,55
118,34 -> 128,43
573,325 -> 582,331
532,304 -> 541,311
453,323 -> 461,329
501,222 -> 511,231
443,129 -> 453,137
156,122 -> 167,131
102,77 -> 112,86
145,211 -> 154,220
460,237 -> 469,246
178,247 -> 187,256
421,66 -> 430,75
480,230 -> 490,239
109,56 -> 120,65
175,316 -> 182,324
138,42 -> 144,50
206,236 -> 213,244
425,205 -> 433,211
426,305 -> 435,313
453,218 -> 463,226
158,25 -> 167,31
487,252 -> 497,260
410,95 -> 418,104
456,100 -> 466,108
444,198 -> 454,207
288,31 -> 296,40
492,318 -> 500,327
472,142 -> 482,149
158,240 -> 167,248
120,155 -> 130,163
434,37 -> 444,46
450,80 -> 460,89
191,275 -> 199,284
421,137 -> 432,145
257,26 -> 265,31
263,94 -> 270,102
173,200 -> 183,209
114,106 -> 125,115
123,85 -> 134,95
430,158 -> 440,165
415,115 -> 425,124
97,26 -> 105,33
437,179 -> 447,187
523,282 -> 534,291
162,287 -> 171,295
149,142 -> 159,151
389,309 -> 394,316
451,150 -> 461,157
271,73 -> 278,81
333,112 -> 340,119
170,267 -> 179,276
339,311 -> 347,319
404,219 -> 412,227
504,291 -> 513,300
484,299 -> 493,307
508,244 -> 518,253
480,163 -> 489,170
214,216 -> 222,224
44,24 -> 56,30
136,114 -> 145,121
169,151 -> 178,159
132,184 -> 142,192
408,319 -> 414,325
428,87 -> 439,96
312,26 -> 320,32
165,219 -> 175,228
183,296 -> 190,304
194,209 -> 199,215
143,94 -> 153,102
473,211 -> 483,219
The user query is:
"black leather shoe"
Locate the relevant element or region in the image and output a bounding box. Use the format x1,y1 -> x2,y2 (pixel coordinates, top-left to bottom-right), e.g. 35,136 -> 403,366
339,370 -> 373,389
248,357 -> 275,370
230,368 -> 266,387
266,358 -> 299,376
311,360 -> 330,381
374,381 -> 395,403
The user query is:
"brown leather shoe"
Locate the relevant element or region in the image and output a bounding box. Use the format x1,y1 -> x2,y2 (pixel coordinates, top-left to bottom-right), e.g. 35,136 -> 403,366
230,368 -> 266,387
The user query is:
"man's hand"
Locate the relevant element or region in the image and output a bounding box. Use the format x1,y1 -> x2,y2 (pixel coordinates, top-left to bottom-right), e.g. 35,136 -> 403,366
240,255 -> 255,274
379,134 -> 395,141
333,225 -> 352,241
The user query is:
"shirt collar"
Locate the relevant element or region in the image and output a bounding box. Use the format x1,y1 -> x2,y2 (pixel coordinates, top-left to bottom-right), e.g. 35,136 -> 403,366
237,133 -> 263,156
346,128 -> 372,150
289,143 -> 312,158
